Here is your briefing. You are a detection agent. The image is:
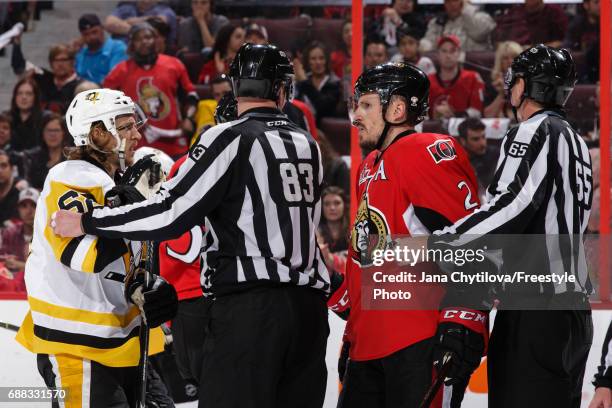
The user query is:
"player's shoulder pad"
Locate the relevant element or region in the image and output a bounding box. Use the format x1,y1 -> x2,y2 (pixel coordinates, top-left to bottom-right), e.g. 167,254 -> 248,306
47,160 -> 114,192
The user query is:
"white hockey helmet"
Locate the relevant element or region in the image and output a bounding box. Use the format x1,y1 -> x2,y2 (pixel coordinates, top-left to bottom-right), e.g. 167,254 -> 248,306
66,88 -> 143,148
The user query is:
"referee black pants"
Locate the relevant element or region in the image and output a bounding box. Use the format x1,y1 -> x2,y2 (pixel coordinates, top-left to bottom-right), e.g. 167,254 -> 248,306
199,285 -> 329,408
488,310 -> 593,408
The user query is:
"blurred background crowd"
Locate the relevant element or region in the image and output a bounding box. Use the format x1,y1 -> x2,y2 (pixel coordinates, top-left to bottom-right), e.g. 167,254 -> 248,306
0,0 -> 603,294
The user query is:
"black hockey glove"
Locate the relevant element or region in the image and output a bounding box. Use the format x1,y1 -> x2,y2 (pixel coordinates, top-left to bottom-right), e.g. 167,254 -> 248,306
433,308 -> 488,386
125,268 -> 178,328
327,270 -> 349,320
105,185 -> 146,207
121,154 -> 164,198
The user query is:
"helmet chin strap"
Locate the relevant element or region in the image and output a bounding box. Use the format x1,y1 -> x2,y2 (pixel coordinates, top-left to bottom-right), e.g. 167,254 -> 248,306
118,137 -> 127,172
376,105 -> 411,151
511,93 -> 527,122
87,132 -> 128,172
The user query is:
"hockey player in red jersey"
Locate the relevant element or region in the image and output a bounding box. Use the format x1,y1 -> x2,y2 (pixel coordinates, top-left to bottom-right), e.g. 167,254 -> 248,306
333,62 -> 488,407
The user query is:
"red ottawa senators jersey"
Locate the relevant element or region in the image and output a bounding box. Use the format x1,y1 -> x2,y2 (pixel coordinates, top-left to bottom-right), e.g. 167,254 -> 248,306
158,156 -> 203,300
344,130 -> 480,361
103,55 -> 195,157
428,69 -> 485,117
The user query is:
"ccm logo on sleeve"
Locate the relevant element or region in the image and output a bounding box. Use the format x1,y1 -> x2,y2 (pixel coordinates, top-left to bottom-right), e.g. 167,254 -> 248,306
190,145 -> 207,161
442,309 -> 487,324
427,139 -> 457,164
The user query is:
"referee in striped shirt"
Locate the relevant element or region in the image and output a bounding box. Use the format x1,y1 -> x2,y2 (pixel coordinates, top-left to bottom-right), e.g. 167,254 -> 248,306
428,45 -> 593,408
52,43 -> 331,408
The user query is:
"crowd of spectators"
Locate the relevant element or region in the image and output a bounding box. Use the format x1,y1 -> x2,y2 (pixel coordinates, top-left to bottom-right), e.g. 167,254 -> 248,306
0,0 -> 603,294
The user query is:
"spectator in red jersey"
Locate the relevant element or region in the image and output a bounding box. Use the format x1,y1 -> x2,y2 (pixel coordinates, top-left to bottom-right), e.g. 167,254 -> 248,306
294,41 -> 342,124
11,40 -> 82,115
484,41 -> 523,118
197,24 -> 245,84
364,37 -> 389,69
564,0 -> 599,51
428,35 -> 485,119
317,186 -> 349,275
331,20 -> 352,80
159,155 -> 211,387
369,0 -> 426,52
104,23 -> 199,159
494,0 -> 568,48
177,0 -> 229,53
420,0 -> 496,52
0,187 -> 37,275
390,24 -> 436,75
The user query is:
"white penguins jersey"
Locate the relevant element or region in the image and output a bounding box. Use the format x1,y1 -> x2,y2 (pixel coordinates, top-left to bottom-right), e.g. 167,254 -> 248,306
16,159 -> 163,367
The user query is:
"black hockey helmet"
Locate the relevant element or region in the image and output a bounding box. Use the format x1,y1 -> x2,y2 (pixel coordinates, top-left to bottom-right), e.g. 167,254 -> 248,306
352,62 -> 429,127
229,43 -> 294,102
504,44 -> 576,108
214,92 -> 238,124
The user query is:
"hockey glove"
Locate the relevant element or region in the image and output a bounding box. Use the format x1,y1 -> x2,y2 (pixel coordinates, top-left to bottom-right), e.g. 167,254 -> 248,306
433,308 -> 488,386
120,154 -> 164,199
125,267 -> 178,328
105,185 -> 146,207
327,270 -> 349,320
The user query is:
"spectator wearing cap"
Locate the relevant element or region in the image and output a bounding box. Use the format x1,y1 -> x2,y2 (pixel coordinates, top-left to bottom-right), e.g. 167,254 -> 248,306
0,150 -> 27,225
421,0 -> 496,52
244,23 -> 268,46
177,0 -> 229,53
428,35 -> 485,119
390,25 -> 436,75
104,22 -> 199,158
75,13 -> 128,85
294,41 -> 342,125
564,0 -> 599,52
11,40 -> 82,114
364,37 -> 389,70
0,187 -> 37,275
494,0 -> 568,48
369,0 -> 426,53
105,0 -> 177,45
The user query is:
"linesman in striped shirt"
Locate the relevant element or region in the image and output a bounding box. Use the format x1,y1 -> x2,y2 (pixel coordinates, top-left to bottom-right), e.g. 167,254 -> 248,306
52,43 -> 331,408
428,45 -> 593,407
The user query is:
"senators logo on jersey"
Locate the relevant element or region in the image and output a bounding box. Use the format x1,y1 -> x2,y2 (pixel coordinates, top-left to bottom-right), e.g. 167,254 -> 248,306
350,197 -> 390,266
427,139 -> 457,164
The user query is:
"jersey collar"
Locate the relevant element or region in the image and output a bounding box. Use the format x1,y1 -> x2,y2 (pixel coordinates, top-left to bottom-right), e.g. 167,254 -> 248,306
239,106 -> 286,119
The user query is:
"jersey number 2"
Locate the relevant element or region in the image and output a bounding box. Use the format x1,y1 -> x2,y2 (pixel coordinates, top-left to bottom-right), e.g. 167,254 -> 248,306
457,181 -> 478,210
280,162 -> 314,203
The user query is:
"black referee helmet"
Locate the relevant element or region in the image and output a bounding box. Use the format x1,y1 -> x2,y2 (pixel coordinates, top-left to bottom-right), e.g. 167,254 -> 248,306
229,43 -> 294,102
504,44 -> 576,108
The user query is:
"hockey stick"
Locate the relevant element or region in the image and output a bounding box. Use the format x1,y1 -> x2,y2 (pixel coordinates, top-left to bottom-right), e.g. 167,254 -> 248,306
418,352 -> 453,408
135,240 -> 154,408
0,321 -> 19,331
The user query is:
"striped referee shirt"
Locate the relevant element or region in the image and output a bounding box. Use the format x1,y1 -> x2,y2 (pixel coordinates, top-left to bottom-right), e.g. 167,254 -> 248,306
82,107 -> 330,296
431,110 -> 593,295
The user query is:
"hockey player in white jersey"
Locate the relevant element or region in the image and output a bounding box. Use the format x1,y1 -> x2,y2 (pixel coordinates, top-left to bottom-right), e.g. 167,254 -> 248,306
16,88 -> 178,408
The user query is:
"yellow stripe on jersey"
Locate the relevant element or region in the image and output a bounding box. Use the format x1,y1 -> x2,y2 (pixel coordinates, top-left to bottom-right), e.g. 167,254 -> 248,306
54,354 -> 84,408
16,312 -> 165,368
29,296 -> 141,328
43,180 -> 128,273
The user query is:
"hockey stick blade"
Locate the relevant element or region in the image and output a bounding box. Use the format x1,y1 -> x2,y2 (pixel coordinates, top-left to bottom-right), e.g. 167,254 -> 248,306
419,352 -> 453,408
0,321 -> 19,332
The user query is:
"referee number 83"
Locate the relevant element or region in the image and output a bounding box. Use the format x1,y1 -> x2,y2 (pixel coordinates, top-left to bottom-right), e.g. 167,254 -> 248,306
280,162 -> 314,203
